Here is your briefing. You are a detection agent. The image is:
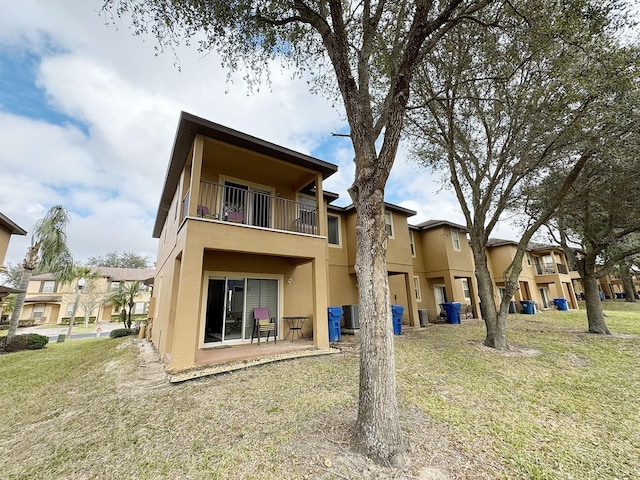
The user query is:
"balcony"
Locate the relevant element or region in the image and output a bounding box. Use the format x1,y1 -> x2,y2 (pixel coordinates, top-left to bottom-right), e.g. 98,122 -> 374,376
186,181 -> 318,235
535,263 -> 568,275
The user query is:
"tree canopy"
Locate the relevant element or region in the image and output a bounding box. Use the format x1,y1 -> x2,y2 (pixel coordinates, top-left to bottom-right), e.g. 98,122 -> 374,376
87,251 -> 150,269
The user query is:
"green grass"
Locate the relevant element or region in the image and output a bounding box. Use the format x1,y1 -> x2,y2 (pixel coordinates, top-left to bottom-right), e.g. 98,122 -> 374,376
1,303 -> 639,479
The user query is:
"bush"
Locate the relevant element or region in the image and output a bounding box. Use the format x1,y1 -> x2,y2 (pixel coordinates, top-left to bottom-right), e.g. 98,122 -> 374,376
4,334 -> 49,352
110,328 -> 133,338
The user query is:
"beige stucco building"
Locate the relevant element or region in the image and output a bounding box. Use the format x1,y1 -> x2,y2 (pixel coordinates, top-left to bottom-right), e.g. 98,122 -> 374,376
150,112 -> 600,372
0,212 -> 27,307
19,267 -> 154,325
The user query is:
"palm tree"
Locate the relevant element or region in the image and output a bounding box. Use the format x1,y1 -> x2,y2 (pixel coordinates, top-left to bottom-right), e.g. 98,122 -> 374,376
124,281 -> 142,329
65,266 -> 100,338
7,206 -> 74,341
106,284 -> 129,328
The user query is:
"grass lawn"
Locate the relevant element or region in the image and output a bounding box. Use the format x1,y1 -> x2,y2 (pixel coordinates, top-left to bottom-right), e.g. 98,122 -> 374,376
1,301 -> 638,479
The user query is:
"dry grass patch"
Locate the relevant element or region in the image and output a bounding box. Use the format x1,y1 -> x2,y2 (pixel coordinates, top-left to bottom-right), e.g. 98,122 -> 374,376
1,303 -> 639,479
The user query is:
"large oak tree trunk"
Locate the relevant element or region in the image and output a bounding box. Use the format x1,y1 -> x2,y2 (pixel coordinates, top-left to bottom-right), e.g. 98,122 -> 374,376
583,273 -> 610,334
471,244 -> 508,349
352,187 -> 404,466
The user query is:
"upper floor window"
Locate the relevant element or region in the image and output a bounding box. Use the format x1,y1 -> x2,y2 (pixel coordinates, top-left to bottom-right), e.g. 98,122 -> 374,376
526,254 -> 532,266
328,215 -> 341,246
384,212 -> 394,238
452,230 -> 461,251
409,230 -> 416,257
111,281 -> 121,290
41,281 -> 56,293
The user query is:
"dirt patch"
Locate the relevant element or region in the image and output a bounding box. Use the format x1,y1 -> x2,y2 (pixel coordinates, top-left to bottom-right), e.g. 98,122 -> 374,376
287,405 -> 500,479
473,342 -> 542,357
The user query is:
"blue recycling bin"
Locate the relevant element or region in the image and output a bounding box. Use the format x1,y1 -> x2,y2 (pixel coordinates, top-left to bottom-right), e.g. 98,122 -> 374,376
598,291 -> 605,301
327,306 -> 343,342
441,302 -> 461,324
520,300 -> 535,314
554,298 -> 568,311
391,305 -> 404,335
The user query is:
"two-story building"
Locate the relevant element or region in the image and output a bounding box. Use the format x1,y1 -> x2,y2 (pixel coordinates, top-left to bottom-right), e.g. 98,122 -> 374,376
20,267 -> 154,325
411,220 -> 480,321
486,239 -> 578,311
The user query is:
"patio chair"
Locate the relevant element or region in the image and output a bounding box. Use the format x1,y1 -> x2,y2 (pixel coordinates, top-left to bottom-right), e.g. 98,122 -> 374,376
251,307 -> 277,344
196,204 -> 210,218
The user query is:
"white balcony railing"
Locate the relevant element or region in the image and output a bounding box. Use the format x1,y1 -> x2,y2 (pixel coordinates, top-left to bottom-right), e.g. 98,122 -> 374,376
194,181 -> 318,235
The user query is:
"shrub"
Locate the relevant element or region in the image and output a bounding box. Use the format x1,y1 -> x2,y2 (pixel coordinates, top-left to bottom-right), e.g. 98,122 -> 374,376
110,328 -> 133,338
4,334 -> 49,352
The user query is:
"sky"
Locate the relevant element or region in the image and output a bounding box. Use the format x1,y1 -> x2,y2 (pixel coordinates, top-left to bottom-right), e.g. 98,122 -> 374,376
0,1 -> 512,269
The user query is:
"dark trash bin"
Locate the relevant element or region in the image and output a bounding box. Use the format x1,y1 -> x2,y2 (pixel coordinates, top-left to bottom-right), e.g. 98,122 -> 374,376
391,305 -> 404,335
327,306 -> 343,342
441,302 -> 461,324
554,298 -> 568,311
342,304 -> 360,329
418,309 -> 428,327
615,292 -> 625,299
508,300 -> 517,314
520,300 -> 535,315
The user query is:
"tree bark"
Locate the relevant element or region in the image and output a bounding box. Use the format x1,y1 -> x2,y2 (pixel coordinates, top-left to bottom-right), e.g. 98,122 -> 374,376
471,243 -> 509,349
620,268 -> 637,302
583,273 -> 610,334
352,186 -> 404,467
7,267 -> 34,341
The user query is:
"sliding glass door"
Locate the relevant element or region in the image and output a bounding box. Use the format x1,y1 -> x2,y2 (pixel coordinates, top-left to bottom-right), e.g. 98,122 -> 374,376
204,277 -> 278,344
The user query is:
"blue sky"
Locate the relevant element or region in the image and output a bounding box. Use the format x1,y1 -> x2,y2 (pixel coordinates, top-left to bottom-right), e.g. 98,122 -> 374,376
0,1 -> 489,268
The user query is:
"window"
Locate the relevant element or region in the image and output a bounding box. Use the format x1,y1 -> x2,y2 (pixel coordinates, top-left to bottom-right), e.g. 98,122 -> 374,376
462,279 -> 471,299
134,302 -> 147,314
111,281 -> 121,290
41,281 -> 56,293
452,230 -> 461,251
526,254 -> 532,266
384,212 -> 394,238
328,215 -> 340,246
413,276 -> 422,301
409,230 -> 416,257
32,304 -> 45,318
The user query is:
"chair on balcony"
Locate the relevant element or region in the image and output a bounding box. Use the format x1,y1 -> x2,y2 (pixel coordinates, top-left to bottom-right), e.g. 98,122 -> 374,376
251,307 -> 277,344
196,204 -> 210,218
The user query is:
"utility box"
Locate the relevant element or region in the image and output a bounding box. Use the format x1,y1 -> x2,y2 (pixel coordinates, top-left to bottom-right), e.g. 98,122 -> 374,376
418,309 -> 428,327
342,304 -> 360,330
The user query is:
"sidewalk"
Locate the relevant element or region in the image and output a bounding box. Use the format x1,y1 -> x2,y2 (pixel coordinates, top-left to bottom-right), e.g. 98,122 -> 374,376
19,321 -> 123,339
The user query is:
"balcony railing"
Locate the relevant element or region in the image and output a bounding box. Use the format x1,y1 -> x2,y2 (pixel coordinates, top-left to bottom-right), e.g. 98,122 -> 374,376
535,263 -> 569,275
194,181 -> 318,235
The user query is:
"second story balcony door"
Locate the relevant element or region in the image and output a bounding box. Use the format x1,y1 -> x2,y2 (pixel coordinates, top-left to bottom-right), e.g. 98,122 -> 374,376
224,181 -> 271,228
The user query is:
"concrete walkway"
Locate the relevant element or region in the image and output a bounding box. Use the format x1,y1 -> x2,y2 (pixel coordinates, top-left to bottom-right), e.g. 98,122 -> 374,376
18,321 -> 124,340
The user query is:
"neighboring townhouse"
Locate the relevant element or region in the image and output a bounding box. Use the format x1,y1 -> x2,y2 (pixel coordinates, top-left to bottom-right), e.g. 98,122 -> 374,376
0,212 -> 27,309
151,112 -> 338,371
527,244 -> 578,309
327,202 -> 420,327
20,267 -> 154,325
486,239 -> 578,311
410,220 -> 480,321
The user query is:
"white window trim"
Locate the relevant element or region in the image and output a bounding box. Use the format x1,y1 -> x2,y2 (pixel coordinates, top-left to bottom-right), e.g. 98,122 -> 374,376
413,276 -> 422,302
409,230 -> 416,257
327,214 -> 342,247
462,279 -> 471,300
384,212 -> 394,239
452,230 -> 461,251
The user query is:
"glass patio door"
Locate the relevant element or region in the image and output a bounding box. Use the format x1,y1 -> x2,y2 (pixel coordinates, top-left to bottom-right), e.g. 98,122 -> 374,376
204,277 -> 278,344
204,278 -> 245,343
